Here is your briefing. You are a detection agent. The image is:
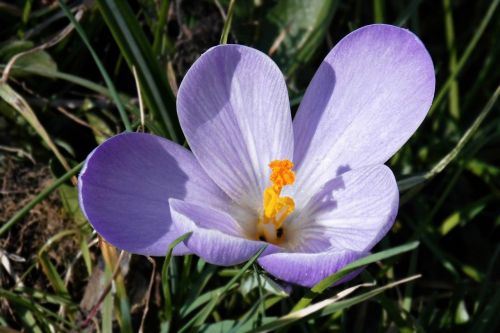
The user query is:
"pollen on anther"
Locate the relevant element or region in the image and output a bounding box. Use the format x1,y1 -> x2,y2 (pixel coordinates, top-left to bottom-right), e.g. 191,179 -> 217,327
268,160 -> 295,191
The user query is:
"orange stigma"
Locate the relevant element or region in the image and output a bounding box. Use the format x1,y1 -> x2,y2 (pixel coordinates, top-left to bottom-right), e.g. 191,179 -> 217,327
257,160 -> 295,244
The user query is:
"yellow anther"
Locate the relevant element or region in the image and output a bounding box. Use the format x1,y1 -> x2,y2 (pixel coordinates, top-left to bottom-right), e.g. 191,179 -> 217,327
257,160 -> 296,244
263,187 -> 279,220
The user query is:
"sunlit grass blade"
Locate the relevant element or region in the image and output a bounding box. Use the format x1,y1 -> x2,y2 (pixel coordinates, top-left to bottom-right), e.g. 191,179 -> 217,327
292,241 -> 419,311
0,64 -> 124,98
95,0 -> 179,140
57,0 -> 131,132
250,275 -> 420,333
0,82 -> 71,171
398,86 -> 500,191
0,64 -> 164,134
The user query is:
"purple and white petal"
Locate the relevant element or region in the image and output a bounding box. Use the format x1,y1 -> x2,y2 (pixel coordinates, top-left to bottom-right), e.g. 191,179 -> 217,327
177,44 -> 293,209
286,165 -> 398,253
259,249 -> 365,287
170,199 -> 278,266
292,24 -> 435,201
78,132 -> 230,256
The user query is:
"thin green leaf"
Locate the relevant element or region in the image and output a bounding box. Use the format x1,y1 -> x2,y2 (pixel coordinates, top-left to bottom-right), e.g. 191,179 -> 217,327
161,232 -> 193,331
57,0 -> 131,131
79,234 -> 93,276
443,0 -> 460,119
249,275 -> 420,333
179,245 -> 268,333
373,0 -> 385,23
181,284 -> 238,318
152,0 -> 173,55
0,288 -> 76,331
428,0 -> 498,116
220,0 -> 236,44
0,82 -> 71,171
225,296 -> 283,333
293,241 -> 420,311
470,288 -> 500,333
38,252 -> 69,296
398,86 -> 500,191
256,0 -> 338,76
179,265 -> 218,318
95,0 -> 179,140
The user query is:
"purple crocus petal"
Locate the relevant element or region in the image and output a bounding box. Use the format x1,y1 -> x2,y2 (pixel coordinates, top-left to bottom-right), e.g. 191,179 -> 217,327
258,249 -> 366,287
177,44 -> 293,209
170,199 -> 278,265
78,133 -> 230,256
287,165 -> 398,253
292,24 -> 435,201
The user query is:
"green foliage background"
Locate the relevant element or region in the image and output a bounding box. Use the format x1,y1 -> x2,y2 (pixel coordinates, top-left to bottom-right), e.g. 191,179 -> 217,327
0,0 -> 499,332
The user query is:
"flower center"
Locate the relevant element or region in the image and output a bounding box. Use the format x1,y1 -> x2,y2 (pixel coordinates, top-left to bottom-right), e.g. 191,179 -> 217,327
256,160 -> 295,244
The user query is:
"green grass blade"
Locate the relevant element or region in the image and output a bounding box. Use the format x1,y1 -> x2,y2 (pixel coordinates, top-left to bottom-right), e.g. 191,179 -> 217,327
161,232 -> 193,332
179,245 -> 268,333
102,256 -> 114,333
152,0 -> 172,55
442,0 -> 460,119
398,86 -> 500,191
0,64 -> 126,99
394,0 -> 421,26
57,0 -> 131,131
373,0 -> 385,23
178,265 -> 218,318
79,234 -> 93,276
292,241 -> 420,311
249,275 -> 420,333
471,288 -> 500,333
38,252 -> 69,296
180,284 -> 237,318
115,275 -> 133,333
0,64 -> 164,134
0,288 -> 76,331
0,82 -> 71,171
95,0 -> 179,140
220,0 -> 236,44
428,0 -> 498,116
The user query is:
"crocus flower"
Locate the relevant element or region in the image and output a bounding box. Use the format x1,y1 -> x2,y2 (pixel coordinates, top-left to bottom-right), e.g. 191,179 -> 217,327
78,24 -> 434,287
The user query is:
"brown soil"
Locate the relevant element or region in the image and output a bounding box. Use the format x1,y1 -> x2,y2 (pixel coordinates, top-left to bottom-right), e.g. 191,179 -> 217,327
0,157 -> 79,288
